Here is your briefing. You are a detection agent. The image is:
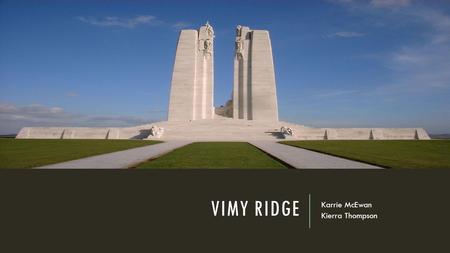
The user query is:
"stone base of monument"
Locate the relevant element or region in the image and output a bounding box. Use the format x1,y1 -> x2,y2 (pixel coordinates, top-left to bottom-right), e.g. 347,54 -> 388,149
282,135 -> 297,140
16,118 -> 430,141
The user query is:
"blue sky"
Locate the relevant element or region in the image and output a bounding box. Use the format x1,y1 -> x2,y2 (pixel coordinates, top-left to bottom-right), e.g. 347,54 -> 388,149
1,0 -> 450,134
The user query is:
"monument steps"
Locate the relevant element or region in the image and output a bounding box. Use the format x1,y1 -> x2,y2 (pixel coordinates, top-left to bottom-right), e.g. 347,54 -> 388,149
145,119 -> 290,140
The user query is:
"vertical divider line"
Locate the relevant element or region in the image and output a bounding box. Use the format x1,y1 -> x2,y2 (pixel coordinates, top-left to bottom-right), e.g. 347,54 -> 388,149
309,193 -> 311,229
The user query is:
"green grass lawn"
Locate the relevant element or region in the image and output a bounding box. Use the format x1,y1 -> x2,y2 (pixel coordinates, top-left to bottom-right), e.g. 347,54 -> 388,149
137,142 -> 286,169
0,139 -> 161,168
280,140 -> 450,169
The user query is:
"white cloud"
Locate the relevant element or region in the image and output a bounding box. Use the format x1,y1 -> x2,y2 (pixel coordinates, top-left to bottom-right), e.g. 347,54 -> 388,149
327,31 -> 365,38
0,103 -> 160,134
381,8 -> 450,91
370,0 -> 412,8
391,49 -> 428,65
77,15 -> 161,28
330,0 -> 412,8
328,0 -> 354,4
77,14 -> 191,31
329,0 -> 450,92
0,103 -> 69,119
172,21 -> 191,30
413,8 -> 450,44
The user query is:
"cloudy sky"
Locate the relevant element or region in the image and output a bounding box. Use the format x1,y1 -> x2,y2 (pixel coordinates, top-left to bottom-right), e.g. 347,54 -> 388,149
1,0 -> 449,134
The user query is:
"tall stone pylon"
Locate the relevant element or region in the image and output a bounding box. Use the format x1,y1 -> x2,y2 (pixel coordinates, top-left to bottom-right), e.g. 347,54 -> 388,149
233,25 -> 279,121
168,22 -> 215,121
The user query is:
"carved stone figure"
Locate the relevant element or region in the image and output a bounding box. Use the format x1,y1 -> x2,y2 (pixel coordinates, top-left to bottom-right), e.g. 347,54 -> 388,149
235,38 -> 243,52
205,21 -> 214,37
198,39 -> 204,51
235,37 -> 244,59
281,126 -> 294,136
236,25 -> 242,37
149,126 -> 157,136
149,125 -> 164,138
204,39 -> 212,54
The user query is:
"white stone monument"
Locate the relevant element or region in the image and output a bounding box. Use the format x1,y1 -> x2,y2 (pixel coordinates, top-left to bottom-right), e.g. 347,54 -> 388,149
233,25 -> 279,121
168,22 -> 215,121
15,22 -> 431,141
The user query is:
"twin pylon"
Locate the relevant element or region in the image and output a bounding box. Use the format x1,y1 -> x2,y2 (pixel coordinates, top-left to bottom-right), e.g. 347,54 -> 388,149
168,23 -> 279,122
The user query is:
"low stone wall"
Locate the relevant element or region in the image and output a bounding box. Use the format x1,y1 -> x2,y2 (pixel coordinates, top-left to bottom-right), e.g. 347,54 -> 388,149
16,127 -> 140,140
295,128 -> 327,140
15,121 -> 431,140
63,128 -> 110,139
334,128 -> 372,140
295,127 -> 430,140
16,127 -> 65,139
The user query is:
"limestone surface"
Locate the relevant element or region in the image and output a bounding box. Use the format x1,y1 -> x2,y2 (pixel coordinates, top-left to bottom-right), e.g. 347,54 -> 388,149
16,119 -> 430,141
233,26 -> 278,121
168,22 -> 214,121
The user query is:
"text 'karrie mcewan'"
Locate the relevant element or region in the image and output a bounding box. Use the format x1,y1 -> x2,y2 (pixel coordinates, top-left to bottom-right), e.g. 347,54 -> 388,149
211,200 -> 301,217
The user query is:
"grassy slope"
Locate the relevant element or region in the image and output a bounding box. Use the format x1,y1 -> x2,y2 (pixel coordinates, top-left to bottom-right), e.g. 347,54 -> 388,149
280,140 -> 450,169
0,139 -> 161,168
137,142 -> 286,169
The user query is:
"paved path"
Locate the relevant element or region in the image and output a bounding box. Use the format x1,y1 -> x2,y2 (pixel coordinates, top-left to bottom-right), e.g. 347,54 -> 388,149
38,141 -> 192,169
249,141 -> 381,169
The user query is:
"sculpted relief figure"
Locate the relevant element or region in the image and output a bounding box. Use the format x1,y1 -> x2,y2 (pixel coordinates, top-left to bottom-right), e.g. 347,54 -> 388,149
236,25 -> 242,37
205,21 -> 214,37
235,38 -> 244,59
235,39 -> 243,53
198,39 -> 204,51
149,126 -> 164,138
204,39 -> 212,55
198,22 -> 213,57
235,25 -> 244,59
149,126 -> 158,136
281,126 -> 294,136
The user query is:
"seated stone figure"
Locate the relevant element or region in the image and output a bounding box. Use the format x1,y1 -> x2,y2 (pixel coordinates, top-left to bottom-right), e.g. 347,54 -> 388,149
149,126 -> 164,138
281,126 -> 295,138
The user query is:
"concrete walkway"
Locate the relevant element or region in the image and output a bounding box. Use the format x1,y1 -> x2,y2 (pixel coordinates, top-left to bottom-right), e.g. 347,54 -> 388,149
249,141 -> 381,169
38,141 -> 192,169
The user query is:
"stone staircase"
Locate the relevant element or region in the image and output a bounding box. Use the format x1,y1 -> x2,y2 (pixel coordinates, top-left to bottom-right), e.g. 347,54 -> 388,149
140,118 -> 300,141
